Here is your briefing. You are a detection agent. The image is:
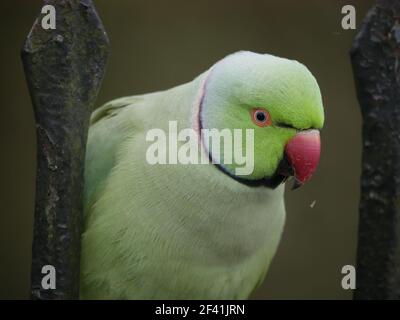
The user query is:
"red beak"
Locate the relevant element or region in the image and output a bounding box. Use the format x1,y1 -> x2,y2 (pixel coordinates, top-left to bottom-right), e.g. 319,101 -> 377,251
285,129 -> 321,189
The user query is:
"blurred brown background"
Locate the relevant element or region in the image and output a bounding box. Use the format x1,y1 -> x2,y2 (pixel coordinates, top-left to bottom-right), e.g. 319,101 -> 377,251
0,0 -> 374,299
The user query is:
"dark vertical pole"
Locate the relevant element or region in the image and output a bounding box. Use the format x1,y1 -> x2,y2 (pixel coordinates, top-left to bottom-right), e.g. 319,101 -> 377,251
21,0 -> 109,299
351,0 -> 400,299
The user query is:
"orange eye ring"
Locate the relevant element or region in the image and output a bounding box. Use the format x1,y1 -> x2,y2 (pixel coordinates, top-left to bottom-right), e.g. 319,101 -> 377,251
251,108 -> 272,127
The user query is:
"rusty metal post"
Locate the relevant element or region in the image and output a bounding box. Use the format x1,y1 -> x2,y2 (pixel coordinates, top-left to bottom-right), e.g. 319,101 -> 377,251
351,0 -> 400,299
21,0 -> 109,299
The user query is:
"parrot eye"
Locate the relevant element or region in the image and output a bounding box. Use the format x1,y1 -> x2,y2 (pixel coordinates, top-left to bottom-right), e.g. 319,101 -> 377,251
251,108 -> 272,127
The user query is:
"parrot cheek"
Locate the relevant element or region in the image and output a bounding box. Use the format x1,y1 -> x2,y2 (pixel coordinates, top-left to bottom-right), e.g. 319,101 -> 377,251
284,129 -> 321,189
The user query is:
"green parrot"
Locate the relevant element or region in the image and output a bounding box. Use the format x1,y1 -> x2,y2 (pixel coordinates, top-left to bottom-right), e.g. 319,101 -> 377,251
80,51 -> 324,299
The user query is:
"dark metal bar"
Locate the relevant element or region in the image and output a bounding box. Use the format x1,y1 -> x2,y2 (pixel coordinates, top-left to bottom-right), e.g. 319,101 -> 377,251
21,0 -> 109,299
351,0 -> 400,300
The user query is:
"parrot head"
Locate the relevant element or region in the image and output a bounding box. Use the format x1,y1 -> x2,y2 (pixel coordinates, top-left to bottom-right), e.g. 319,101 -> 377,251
199,51 -> 324,189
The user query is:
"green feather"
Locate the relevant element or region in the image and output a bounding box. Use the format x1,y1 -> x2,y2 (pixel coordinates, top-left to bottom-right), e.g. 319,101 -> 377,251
80,51 -> 324,299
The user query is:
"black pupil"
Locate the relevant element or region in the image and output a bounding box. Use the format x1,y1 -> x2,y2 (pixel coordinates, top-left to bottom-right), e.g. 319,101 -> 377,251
256,111 -> 266,122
